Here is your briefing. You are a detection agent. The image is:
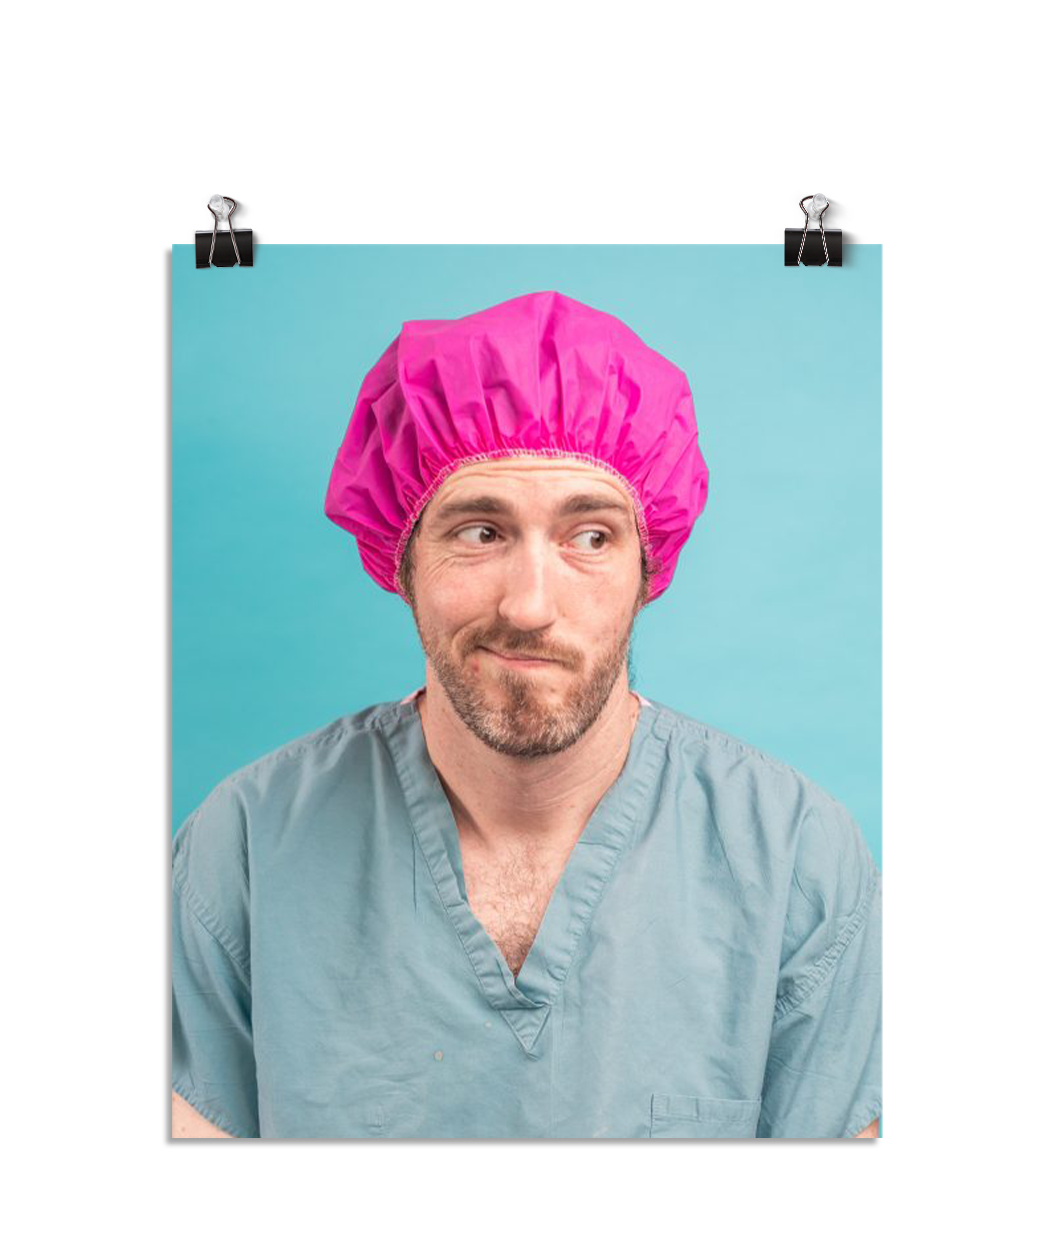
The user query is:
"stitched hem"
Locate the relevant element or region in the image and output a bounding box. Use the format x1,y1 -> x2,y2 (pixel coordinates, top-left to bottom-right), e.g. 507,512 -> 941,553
171,1078 -> 255,1139
173,872 -> 252,985
773,861 -> 880,1021
842,1099 -> 882,1138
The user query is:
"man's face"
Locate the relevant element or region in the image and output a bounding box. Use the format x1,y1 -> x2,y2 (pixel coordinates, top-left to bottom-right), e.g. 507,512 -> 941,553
406,458 -> 646,758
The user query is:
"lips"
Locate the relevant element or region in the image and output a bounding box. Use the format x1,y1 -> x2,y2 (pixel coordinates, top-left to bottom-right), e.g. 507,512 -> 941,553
481,647 -> 557,665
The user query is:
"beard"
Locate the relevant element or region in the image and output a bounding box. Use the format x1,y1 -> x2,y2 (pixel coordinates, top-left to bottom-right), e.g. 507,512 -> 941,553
413,608 -> 637,759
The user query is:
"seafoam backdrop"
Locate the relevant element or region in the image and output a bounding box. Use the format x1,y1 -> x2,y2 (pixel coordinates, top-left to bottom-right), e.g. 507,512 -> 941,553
172,245 -> 881,865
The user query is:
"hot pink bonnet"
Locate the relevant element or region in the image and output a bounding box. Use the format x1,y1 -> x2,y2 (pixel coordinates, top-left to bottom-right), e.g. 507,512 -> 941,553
324,290 -> 709,604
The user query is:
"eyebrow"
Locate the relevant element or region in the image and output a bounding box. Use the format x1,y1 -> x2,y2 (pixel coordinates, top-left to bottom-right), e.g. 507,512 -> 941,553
431,493 -> 633,525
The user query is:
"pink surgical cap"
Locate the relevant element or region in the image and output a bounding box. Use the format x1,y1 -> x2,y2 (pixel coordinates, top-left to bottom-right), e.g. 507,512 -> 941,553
324,290 -> 709,605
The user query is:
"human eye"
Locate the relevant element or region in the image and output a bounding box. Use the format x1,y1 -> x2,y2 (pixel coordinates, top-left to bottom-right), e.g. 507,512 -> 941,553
569,528 -> 611,553
453,524 -> 502,547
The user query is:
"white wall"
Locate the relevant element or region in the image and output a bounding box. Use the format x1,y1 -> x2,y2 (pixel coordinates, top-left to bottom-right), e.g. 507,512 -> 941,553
3,2 -> 1054,1258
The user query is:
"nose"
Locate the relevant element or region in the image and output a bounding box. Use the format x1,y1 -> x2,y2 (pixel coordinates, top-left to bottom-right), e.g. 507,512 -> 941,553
495,537 -> 559,631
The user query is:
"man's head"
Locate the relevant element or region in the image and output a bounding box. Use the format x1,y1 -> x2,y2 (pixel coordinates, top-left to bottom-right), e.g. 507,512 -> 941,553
398,457 -> 658,758
324,290 -> 711,749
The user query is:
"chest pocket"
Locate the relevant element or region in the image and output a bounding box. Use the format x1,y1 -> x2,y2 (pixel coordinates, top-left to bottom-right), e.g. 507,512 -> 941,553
649,1093 -> 762,1139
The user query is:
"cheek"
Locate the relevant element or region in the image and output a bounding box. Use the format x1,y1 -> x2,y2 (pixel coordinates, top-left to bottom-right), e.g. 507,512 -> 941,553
420,554 -> 493,608
568,576 -> 638,625
417,584 -> 490,647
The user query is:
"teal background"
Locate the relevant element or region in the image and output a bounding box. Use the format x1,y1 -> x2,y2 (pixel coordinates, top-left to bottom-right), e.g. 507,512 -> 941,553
172,245 -> 881,866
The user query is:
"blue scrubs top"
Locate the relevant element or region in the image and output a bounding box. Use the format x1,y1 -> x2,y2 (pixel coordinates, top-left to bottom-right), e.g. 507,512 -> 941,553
172,689 -> 881,1139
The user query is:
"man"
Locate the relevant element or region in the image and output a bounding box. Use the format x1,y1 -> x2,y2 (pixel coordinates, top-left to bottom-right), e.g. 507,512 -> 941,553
172,290 -> 881,1139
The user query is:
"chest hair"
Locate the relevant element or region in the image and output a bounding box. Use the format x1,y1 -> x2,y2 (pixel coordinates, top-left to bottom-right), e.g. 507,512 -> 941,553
461,842 -> 570,979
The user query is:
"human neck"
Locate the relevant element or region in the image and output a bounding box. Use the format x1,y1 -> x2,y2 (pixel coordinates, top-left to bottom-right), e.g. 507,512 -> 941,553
414,681 -> 642,860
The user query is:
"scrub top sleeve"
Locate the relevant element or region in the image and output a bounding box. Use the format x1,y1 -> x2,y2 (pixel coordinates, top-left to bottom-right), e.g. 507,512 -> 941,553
172,780 -> 259,1138
757,794 -> 882,1139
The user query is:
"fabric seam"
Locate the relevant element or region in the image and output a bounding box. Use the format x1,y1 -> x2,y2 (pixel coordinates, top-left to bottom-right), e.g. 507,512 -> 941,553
171,1077 -> 252,1139
842,1099 -> 883,1139
173,870 -> 252,986
772,860 -> 880,1022
210,721 -> 357,794
557,720 -> 673,988
377,731 -> 509,1016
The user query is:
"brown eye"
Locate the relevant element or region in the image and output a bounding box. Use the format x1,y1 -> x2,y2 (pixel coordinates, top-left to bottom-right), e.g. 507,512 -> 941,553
571,529 -> 609,552
455,525 -> 499,546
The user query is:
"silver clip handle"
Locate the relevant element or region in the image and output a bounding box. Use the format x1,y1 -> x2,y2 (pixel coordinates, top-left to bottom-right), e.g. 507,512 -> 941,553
207,195 -> 242,268
797,194 -> 830,266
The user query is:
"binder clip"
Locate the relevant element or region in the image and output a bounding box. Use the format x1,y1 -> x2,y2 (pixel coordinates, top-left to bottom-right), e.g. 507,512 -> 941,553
784,194 -> 842,267
195,195 -> 254,269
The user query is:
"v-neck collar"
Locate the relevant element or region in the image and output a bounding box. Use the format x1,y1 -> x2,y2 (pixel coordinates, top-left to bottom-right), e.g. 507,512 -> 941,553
380,688 -> 674,1056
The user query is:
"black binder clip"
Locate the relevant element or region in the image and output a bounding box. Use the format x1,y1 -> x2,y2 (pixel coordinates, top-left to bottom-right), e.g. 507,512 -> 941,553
195,195 -> 254,269
784,194 -> 842,267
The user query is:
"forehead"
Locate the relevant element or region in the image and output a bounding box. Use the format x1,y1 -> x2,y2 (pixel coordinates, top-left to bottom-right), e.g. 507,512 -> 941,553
425,457 -> 634,518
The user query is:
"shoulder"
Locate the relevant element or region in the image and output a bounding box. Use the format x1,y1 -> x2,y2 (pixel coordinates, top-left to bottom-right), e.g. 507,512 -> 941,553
648,699 -> 877,892
659,703 -> 813,784
651,699 -> 846,835
173,699 -> 402,901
